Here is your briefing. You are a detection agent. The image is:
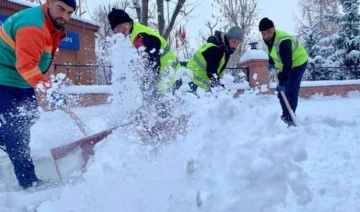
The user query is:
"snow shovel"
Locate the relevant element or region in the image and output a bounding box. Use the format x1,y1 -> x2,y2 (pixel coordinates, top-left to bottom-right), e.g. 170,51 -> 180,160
51,107 -> 129,180
49,107 -> 89,181
271,69 -> 298,126
50,116 -> 133,181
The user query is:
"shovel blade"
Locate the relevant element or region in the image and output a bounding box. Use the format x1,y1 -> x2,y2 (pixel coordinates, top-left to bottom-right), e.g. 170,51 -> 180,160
51,127 -> 117,161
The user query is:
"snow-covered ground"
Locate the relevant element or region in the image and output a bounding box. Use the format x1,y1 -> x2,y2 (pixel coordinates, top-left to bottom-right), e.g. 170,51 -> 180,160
1,34 -> 360,212
1,90 -> 360,212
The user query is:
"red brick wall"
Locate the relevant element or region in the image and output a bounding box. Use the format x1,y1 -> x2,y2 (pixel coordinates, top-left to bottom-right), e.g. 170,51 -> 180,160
238,58 -> 360,98
0,0 -> 27,14
300,85 -> 360,98
239,59 -> 270,89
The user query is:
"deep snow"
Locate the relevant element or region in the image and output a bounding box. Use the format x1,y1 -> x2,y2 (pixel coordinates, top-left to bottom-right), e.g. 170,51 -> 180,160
0,34 -> 359,212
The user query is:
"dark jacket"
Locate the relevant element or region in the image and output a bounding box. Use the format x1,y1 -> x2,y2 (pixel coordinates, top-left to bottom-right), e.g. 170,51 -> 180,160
203,31 -> 232,82
132,32 -> 162,73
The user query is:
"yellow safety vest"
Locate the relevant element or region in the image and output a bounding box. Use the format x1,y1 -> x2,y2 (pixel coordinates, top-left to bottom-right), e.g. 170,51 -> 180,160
130,22 -> 179,93
269,29 -> 308,71
186,43 -> 226,91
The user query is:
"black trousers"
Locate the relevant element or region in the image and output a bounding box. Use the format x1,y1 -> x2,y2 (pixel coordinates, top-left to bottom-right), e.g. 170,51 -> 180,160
278,61 -> 307,117
0,85 -> 40,188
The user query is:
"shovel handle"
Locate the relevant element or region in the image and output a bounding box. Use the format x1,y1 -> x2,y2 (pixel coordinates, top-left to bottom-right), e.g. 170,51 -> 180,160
271,69 -> 298,126
62,107 -> 88,136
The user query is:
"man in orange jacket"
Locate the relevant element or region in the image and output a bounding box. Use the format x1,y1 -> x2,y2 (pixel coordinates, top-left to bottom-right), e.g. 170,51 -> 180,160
0,0 -> 76,190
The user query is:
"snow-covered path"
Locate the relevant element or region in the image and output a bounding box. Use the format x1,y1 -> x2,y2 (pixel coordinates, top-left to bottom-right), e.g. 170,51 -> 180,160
1,92 -> 359,212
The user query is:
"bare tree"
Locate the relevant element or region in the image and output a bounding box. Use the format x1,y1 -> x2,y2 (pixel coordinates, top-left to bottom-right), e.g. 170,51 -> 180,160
133,0 -> 186,39
139,0 -> 150,25
163,0 -> 186,39
297,0 -> 341,38
86,0 -> 195,41
156,0 -> 166,35
213,0 -> 259,67
203,20 -> 219,40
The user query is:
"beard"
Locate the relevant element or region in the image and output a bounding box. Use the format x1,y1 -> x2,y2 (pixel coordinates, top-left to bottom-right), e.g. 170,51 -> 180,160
48,9 -> 66,29
51,18 -> 66,29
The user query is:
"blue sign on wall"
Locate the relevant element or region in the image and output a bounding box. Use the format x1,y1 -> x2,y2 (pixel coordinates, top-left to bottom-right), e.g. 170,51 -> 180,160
59,31 -> 80,51
0,14 -> 8,26
0,13 -> 79,51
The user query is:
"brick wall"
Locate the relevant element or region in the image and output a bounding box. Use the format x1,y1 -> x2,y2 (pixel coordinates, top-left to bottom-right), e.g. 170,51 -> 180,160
239,58 -> 360,98
239,59 -> 269,89
300,84 -> 360,98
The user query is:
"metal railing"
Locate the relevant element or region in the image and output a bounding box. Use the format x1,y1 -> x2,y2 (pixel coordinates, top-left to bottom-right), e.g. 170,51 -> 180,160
54,64 -> 359,85
54,64 -> 112,85
226,67 -> 250,83
54,64 -> 250,85
303,66 -> 360,81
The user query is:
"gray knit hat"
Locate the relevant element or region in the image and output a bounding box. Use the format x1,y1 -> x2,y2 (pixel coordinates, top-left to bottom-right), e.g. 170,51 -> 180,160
226,26 -> 244,42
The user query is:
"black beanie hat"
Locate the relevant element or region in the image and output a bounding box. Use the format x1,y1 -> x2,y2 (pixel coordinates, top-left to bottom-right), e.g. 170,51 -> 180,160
58,0 -> 77,11
258,17 -> 274,31
108,8 -> 133,31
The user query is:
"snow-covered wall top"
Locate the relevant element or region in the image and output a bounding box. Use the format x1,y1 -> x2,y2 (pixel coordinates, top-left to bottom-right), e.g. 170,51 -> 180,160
239,49 -> 269,63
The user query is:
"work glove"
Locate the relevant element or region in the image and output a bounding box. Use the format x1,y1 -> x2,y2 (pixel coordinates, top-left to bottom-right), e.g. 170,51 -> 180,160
278,70 -> 290,83
276,85 -> 286,92
188,82 -> 198,93
277,70 -> 290,91
268,64 -> 275,72
171,79 -> 183,93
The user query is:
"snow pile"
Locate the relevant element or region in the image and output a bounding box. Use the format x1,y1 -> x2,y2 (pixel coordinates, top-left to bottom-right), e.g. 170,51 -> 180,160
6,32 -> 360,212
30,93 -> 313,212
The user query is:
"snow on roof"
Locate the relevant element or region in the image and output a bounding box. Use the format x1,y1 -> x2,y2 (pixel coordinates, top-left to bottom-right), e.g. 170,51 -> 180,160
71,15 -> 98,27
7,0 -> 99,27
8,0 -> 36,7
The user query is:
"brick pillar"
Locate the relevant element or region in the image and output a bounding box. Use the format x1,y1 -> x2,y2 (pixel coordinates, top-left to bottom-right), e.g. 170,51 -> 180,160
239,59 -> 270,93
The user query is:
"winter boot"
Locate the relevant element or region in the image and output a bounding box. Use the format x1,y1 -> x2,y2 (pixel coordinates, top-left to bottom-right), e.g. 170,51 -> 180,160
24,180 -> 57,192
281,114 -> 295,126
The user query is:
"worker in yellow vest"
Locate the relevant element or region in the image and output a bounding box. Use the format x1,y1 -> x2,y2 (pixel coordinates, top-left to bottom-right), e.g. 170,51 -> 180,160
185,26 -> 244,93
107,8 -> 178,95
259,17 -> 308,126
107,8 -> 181,136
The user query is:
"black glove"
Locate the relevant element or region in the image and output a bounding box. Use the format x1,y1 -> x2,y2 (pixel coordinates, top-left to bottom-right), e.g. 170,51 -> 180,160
268,64 -> 275,72
276,85 -> 286,92
278,70 -> 290,87
174,79 -> 183,90
210,77 -> 224,88
171,79 -> 183,94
